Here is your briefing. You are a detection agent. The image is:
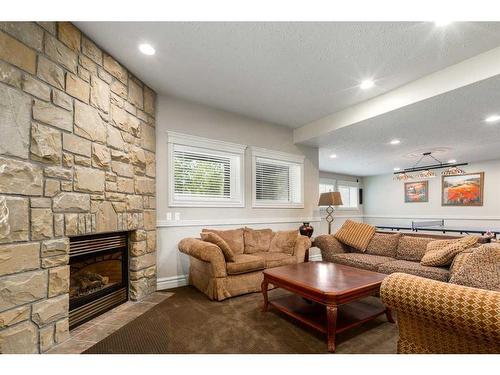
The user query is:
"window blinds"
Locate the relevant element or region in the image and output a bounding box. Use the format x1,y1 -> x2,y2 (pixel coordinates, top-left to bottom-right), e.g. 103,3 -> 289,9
255,157 -> 301,204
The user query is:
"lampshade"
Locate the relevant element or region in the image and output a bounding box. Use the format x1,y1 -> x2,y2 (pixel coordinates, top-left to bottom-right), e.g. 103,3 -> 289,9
318,192 -> 343,206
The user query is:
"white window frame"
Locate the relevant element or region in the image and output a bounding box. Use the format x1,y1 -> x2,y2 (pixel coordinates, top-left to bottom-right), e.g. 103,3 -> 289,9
319,178 -> 336,195
167,131 -> 246,207
336,180 -> 359,211
251,147 -> 305,209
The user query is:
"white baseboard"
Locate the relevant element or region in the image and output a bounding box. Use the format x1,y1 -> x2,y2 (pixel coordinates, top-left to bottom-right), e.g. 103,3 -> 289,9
157,274 -> 189,290
308,253 -> 322,261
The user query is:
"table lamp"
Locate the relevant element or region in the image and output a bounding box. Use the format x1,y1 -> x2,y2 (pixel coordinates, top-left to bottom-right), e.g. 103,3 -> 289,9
318,192 -> 343,234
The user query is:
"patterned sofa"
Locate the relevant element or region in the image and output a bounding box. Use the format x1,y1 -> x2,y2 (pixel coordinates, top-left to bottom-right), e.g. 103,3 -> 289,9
179,227 -> 311,301
380,272 -> 500,353
313,231 -> 487,282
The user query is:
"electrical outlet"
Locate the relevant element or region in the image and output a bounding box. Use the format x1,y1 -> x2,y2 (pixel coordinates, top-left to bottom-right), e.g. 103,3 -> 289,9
174,212 -> 180,221
166,212 -> 172,220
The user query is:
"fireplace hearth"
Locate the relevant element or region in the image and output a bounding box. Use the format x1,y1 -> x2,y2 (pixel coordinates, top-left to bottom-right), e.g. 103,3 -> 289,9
69,232 -> 129,329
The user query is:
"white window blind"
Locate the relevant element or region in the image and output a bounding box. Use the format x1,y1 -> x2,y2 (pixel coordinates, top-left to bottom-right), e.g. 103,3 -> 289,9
319,178 -> 336,195
168,132 -> 245,207
337,181 -> 359,209
252,148 -> 304,208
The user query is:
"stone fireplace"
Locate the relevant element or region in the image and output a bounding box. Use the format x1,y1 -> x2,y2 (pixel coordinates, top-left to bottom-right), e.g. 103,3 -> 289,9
0,22 -> 157,353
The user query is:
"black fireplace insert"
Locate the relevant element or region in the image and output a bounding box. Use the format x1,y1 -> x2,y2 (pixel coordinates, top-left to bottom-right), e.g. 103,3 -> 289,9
69,232 -> 129,329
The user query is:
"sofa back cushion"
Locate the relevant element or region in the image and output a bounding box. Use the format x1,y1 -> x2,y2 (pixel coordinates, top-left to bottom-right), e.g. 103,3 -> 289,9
449,244 -> 500,291
269,230 -> 298,255
202,228 -> 244,255
243,227 -> 274,254
396,236 -> 434,262
421,236 -> 479,267
334,220 -> 376,252
366,233 -> 400,257
200,232 -> 235,262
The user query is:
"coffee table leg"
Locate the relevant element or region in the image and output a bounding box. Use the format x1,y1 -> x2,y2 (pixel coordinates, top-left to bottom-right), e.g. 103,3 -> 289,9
326,305 -> 338,353
261,279 -> 269,312
385,307 -> 395,323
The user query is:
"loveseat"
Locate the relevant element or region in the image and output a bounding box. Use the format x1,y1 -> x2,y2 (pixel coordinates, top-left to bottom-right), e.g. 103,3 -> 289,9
179,227 -> 311,301
314,231 -> 487,282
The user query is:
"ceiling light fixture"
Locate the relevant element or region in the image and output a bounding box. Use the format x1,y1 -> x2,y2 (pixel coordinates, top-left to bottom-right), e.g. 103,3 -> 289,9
393,167 -> 400,171
390,139 -> 401,145
434,20 -> 452,27
393,152 -> 468,181
360,80 -> 374,90
485,114 -> 500,123
329,154 -> 337,159
139,43 -> 156,55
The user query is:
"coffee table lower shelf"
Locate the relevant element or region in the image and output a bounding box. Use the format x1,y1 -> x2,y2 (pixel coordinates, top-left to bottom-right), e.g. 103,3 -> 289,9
268,295 -> 386,338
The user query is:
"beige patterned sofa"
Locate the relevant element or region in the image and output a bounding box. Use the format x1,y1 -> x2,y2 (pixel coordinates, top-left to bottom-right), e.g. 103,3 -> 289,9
381,272 -> 500,353
314,231 -> 487,282
179,227 -> 311,301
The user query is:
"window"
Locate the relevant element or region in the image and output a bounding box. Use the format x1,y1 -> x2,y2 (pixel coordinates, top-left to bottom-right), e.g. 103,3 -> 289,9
337,181 -> 359,209
168,132 -> 246,207
252,147 -> 304,208
319,178 -> 336,194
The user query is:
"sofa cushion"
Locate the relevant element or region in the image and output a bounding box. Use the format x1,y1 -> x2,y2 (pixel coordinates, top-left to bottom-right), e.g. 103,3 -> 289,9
421,236 -> 478,267
243,227 -> 274,254
396,236 -> 434,262
449,248 -> 475,276
366,233 -> 401,257
449,244 -> 500,291
377,259 -> 450,282
329,253 -> 394,271
226,254 -> 265,275
202,228 -> 244,255
334,220 -> 376,252
269,230 -> 298,255
200,232 -> 235,262
254,252 -> 296,268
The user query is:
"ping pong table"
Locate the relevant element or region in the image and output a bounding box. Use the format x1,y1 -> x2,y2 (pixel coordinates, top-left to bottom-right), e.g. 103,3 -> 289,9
376,220 -> 500,239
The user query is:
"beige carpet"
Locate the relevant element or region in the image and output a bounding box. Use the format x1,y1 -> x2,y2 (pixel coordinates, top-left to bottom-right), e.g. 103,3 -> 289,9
84,286 -> 398,354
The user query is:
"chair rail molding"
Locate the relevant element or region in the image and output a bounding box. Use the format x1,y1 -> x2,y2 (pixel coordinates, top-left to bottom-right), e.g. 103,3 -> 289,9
157,216 -> 322,228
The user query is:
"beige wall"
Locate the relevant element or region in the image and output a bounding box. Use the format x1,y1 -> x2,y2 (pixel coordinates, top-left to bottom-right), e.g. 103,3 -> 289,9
155,96 -> 320,287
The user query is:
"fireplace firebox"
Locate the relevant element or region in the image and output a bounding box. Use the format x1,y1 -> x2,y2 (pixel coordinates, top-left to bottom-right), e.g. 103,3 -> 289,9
69,232 -> 129,329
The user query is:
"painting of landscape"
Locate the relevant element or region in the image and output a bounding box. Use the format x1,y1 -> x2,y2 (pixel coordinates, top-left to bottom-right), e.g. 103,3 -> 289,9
442,172 -> 484,206
404,181 -> 428,203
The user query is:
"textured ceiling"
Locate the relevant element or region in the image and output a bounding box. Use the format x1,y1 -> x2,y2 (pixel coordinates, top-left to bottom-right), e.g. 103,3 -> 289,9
318,74 -> 500,176
76,22 -> 500,127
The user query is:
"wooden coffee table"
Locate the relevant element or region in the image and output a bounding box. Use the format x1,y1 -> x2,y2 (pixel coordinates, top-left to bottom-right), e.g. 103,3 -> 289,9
261,261 -> 394,353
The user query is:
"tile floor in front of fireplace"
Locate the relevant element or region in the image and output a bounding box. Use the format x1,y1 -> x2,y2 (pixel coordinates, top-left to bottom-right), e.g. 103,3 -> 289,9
46,291 -> 174,354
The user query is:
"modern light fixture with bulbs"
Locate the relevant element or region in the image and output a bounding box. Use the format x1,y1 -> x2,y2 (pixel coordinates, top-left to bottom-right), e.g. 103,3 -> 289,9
360,79 -> 374,90
393,152 -> 467,181
139,43 -> 156,55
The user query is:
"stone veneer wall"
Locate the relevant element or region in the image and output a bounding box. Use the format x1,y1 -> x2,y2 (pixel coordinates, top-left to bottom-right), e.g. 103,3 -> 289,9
0,22 -> 157,353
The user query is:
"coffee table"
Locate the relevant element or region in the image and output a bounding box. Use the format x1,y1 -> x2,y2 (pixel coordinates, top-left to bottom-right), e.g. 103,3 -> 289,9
261,261 -> 394,353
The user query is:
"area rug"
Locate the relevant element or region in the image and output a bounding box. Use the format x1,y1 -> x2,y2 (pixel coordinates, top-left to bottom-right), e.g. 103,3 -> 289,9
84,286 -> 398,354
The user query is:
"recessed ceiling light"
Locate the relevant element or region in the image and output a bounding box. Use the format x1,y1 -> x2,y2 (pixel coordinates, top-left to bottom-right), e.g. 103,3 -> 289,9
393,167 -> 401,171
485,114 -> 500,123
390,139 -> 401,145
139,43 -> 156,55
360,80 -> 374,90
434,21 -> 452,27
329,154 -> 337,159
448,159 -> 457,163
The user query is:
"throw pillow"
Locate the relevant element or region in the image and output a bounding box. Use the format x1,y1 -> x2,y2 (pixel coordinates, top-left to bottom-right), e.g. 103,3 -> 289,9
201,228 -> 244,254
243,227 -> 274,254
269,230 -> 298,255
396,236 -> 434,262
366,233 -> 401,257
420,235 -> 478,267
449,244 -> 500,291
200,232 -> 235,262
449,248 -> 475,277
334,220 -> 376,252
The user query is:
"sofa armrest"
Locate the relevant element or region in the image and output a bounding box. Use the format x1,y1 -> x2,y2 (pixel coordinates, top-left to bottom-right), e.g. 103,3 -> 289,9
313,235 -> 348,262
178,238 -> 227,277
381,273 -> 500,348
293,235 -> 312,263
